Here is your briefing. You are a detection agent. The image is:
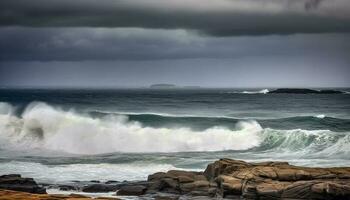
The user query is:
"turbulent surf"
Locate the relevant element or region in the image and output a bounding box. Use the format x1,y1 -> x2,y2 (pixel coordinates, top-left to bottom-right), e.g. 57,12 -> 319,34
0,88 -> 349,184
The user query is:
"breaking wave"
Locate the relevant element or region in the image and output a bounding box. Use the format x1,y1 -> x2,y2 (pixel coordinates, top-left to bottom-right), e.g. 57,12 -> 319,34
242,89 -> 269,94
224,89 -> 269,94
89,111 -> 350,132
0,102 -> 349,158
0,102 -> 262,154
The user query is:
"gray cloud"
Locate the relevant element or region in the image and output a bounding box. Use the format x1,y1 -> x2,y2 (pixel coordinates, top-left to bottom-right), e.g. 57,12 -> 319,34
305,0 -> 323,10
1,27 -> 349,61
1,0 -> 350,36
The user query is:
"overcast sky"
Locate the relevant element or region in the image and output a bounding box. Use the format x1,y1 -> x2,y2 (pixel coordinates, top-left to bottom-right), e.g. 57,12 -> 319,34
0,0 -> 349,88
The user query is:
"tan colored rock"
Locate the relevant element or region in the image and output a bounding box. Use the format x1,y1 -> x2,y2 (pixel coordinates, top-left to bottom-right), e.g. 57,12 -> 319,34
0,189 -> 120,200
204,159 -> 251,181
148,172 -> 174,181
167,170 -> 199,179
193,175 -> 207,181
251,166 -> 278,179
180,180 -> 210,193
312,182 -> 350,196
255,181 -> 289,198
177,176 -> 194,183
216,175 -> 242,196
163,178 -> 178,189
204,158 -> 350,199
146,158 -> 350,199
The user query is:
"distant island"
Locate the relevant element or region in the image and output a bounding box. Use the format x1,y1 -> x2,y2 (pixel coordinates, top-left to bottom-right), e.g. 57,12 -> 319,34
149,84 -> 177,89
149,84 -> 201,89
269,88 -> 344,94
183,86 -> 201,89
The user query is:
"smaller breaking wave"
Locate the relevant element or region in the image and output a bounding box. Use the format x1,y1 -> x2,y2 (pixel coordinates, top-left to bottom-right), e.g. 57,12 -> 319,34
257,128 -> 350,159
242,89 -> 269,94
224,89 -> 269,94
89,111 -> 350,132
315,114 -> 326,119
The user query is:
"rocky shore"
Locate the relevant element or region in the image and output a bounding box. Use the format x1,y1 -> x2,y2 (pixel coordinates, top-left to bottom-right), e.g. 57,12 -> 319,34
1,158 -> 350,199
268,88 -> 344,94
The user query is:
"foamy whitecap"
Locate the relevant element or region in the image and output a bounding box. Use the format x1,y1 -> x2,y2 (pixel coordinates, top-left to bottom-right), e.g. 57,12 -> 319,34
0,102 -> 263,154
1,102 -> 349,158
242,89 -> 269,94
0,161 -> 188,183
315,114 -> 326,119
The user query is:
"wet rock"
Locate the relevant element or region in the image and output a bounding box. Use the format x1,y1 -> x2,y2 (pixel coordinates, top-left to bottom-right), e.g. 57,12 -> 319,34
0,189 -> 121,199
0,174 -> 46,194
82,184 -> 118,193
152,192 -> 180,200
206,158 -> 350,200
216,175 -> 242,196
105,180 -> 119,184
4,158 -> 350,200
147,169 -> 218,197
57,184 -> 78,191
117,185 -> 147,196
177,176 -> 194,183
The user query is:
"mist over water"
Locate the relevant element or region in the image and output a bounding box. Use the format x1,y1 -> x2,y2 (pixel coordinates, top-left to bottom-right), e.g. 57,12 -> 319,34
0,89 -> 349,183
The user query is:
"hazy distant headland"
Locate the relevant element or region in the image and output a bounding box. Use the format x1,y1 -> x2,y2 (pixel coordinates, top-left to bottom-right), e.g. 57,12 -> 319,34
149,84 -> 176,89
149,84 -> 200,89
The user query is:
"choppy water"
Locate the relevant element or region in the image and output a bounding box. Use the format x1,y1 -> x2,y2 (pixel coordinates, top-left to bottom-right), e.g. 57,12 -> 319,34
0,88 -> 349,184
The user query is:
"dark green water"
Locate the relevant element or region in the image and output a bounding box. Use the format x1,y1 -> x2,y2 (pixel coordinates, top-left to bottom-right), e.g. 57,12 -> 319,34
0,88 -> 349,183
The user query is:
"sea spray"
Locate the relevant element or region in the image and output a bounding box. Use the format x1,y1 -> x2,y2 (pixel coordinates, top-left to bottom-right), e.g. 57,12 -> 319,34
242,89 -> 269,94
0,102 -> 349,159
0,102 -> 263,154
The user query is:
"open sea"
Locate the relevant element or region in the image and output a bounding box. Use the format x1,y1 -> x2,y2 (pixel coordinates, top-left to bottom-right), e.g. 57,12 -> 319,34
0,88 -> 350,186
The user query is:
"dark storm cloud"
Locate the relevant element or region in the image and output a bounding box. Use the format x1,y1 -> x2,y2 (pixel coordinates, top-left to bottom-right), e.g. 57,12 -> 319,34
1,0 -> 350,36
1,27 -> 349,61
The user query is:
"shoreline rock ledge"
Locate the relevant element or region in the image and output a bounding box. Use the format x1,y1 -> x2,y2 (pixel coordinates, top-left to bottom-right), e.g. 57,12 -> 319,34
1,158 -> 350,199
141,158 -> 350,199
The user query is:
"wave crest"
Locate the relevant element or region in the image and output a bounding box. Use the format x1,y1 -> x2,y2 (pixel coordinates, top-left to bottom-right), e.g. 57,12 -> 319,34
242,89 -> 269,94
0,102 -> 263,154
0,102 -> 349,158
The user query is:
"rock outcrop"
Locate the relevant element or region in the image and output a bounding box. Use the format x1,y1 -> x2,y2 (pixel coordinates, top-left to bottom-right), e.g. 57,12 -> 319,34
1,159 -> 350,199
0,189 -> 119,200
204,158 -> 350,199
117,185 -> 147,196
82,184 -> 118,193
146,170 -> 217,197
141,158 -> 350,199
0,174 -> 46,194
269,88 -> 344,94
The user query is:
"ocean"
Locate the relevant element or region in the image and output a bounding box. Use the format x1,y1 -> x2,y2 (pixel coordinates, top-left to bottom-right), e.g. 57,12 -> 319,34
0,88 -> 350,186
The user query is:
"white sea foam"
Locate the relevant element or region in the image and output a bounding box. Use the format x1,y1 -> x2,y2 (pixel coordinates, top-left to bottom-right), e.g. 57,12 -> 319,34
0,102 -> 263,154
1,102 -> 349,158
0,102 -> 13,115
0,161 -> 187,183
315,114 -> 326,119
242,89 -> 269,94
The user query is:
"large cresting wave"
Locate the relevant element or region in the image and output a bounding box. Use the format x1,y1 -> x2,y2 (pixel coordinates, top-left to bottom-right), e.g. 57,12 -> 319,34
0,102 -> 349,158
0,102 -> 262,154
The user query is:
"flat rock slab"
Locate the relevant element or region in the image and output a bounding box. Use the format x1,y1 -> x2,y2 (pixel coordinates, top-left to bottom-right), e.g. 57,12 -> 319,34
0,189 -> 120,200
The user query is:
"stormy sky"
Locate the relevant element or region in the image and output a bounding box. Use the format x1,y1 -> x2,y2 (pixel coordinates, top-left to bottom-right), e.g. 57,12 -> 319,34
0,0 -> 349,88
